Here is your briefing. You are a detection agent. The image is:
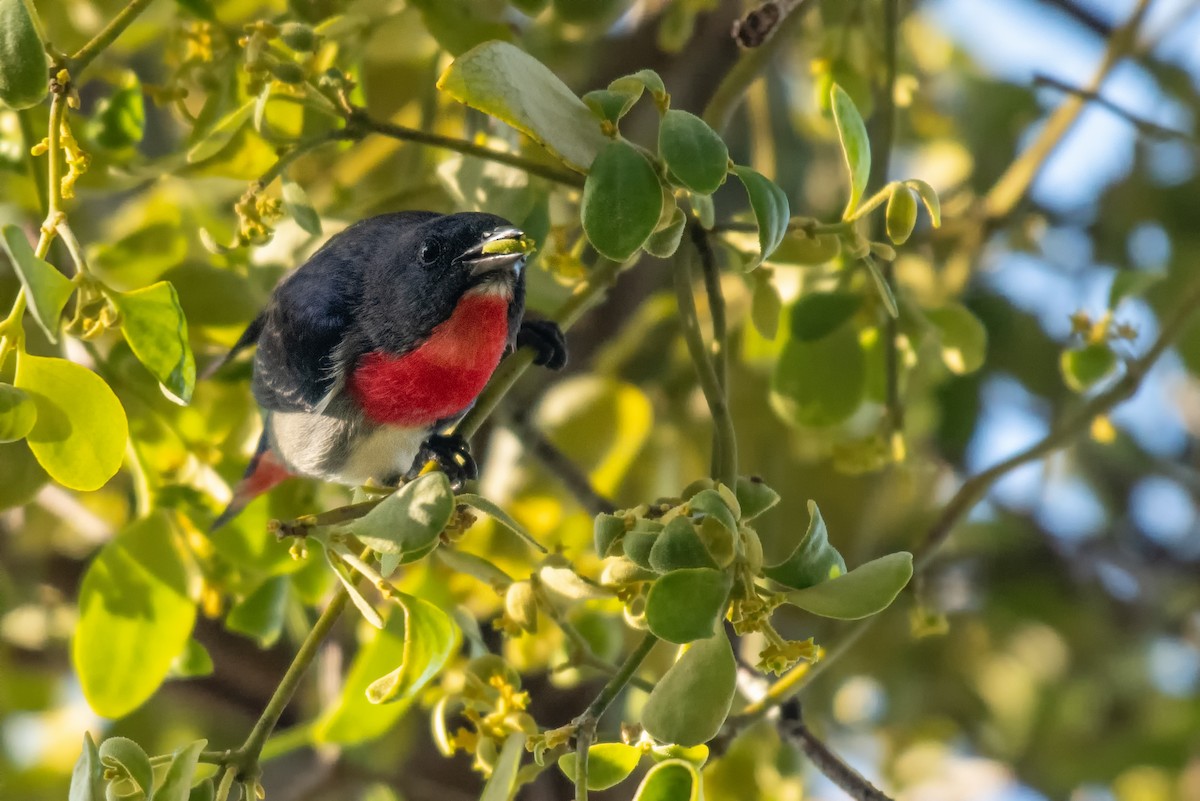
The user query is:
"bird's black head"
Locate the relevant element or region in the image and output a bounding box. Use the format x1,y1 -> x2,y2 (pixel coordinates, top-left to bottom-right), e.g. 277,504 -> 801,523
353,211 -> 528,353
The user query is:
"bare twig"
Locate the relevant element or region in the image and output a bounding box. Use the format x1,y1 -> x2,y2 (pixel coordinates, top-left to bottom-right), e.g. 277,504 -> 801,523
778,701 -> 894,801
1032,73 -> 1195,143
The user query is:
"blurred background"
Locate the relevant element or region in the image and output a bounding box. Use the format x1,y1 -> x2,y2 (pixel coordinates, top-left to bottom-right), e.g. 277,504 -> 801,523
1,0 -> 1199,799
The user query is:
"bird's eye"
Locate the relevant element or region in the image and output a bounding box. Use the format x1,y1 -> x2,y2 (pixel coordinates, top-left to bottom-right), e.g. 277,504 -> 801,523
419,239 -> 442,265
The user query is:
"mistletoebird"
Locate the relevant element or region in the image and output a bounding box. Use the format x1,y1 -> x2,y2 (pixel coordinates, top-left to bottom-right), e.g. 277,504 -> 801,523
212,211 -> 567,529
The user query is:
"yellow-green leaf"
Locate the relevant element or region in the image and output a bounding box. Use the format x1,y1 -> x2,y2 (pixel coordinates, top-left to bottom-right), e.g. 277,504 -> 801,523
1,223 -> 75,342
437,41 -> 609,172
632,760 -> 702,801
345,472 -> 454,556
904,178 -> 941,227
151,739 -> 206,801
108,281 -> 196,403
784,551 -> 913,619
366,591 -> 460,703
480,734 -> 526,801
74,514 -> 196,718
885,185 -> 918,245
86,71 -> 145,151
789,291 -> 861,342
0,382 -> 36,442
558,742 -> 642,791
830,84 -> 871,218
15,353 -> 128,491
581,140 -> 664,261
0,0 -> 49,109
225,576 -> 289,648
641,634 -> 736,746
772,322 -> 866,427
282,178 -> 322,236
1061,342 -> 1119,392
926,303 -> 988,375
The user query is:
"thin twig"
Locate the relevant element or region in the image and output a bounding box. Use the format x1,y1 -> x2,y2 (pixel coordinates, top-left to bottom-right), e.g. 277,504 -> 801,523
68,0 -> 159,75
507,414 -> 616,517
573,633 -> 658,801
778,701 -> 894,801
1032,73 -> 1195,143
692,224 -> 730,478
674,243 -> 738,489
873,0 -> 903,434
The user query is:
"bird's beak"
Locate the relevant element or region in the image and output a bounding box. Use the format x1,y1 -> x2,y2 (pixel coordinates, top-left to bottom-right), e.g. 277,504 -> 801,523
456,227 -> 532,279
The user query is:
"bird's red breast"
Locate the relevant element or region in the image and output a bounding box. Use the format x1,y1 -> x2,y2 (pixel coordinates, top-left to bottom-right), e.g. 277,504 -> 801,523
347,292 -> 510,427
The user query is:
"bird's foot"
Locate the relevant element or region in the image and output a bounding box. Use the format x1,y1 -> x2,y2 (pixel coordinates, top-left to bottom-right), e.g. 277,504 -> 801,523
415,433 -> 478,489
517,319 -> 568,370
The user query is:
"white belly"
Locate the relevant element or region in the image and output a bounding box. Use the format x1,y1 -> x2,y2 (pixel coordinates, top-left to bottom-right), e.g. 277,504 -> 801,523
268,410 -> 426,486
335,425 -> 426,485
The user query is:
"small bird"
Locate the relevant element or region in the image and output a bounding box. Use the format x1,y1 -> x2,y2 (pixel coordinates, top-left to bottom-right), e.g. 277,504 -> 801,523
211,211 -> 567,529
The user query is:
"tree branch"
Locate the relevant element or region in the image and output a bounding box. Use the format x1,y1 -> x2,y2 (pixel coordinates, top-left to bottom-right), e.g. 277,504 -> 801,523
506,413 -> 617,517
68,0 -> 159,75
778,701 -> 894,801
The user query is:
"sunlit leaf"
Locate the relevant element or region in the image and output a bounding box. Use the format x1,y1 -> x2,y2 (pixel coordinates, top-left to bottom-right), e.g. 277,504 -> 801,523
830,84 -> 871,217
187,779 -> 214,801
0,382 -> 35,442
1,224 -> 74,342
226,576 -> 289,648
187,100 -> 255,164
281,178 -> 322,236
69,733 -> 104,801
784,551 -> 913,619
771,322 -> 866,427
366,592 -> 460,704
87,71 -> 145,150
108,281 -> 196,403
750,269 -> 782,340
74,514 -> 195,718
641,634 -> 736,746
345,472 -> 454,556
659,109 -> 728,195
325,547 -> 384,629
768,231 -> 840,265
480,733 -> 526,801
645,568 -> 731,643
407,0 -> 512,55
0,0 -> 49,109
558,742 -> 642,790
904,179 -> 941,227
581,140 -> 663,261
98,737 -> 153,797
731,166 -> 789,269
15,353 -> 128,491
170,639 -> 213,679
632,760 -> 702,801
437,41 -> 609,172
762,501 -> 847,590
926,303 -> 987,375
885,185 -> 918,245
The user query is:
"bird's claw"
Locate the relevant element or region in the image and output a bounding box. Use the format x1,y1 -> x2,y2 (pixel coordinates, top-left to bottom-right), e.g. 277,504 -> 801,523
517,319 -> 568,370
415,433 -> 478,489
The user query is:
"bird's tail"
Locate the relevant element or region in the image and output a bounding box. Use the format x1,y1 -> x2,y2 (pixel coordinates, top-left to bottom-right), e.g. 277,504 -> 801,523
211,430 -> 292,531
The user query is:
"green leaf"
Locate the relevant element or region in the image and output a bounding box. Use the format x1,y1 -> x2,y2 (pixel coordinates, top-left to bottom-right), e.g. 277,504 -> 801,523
769,231 -> 841,265
731,166 -> 789,269
762,501 -> 847,590
0,440 -> 47,508
581,140 -> 663,261
226,575 -> 289,647
885,185 -> 918,245
74,514 -> 196,718
558,742 -> 642,791
610,69 -> 669,111
632,760 -> 702,801
108,281 -> 196,403
186,99 -> 254,164
643,206 -> 687,259
150,739 -> 206,801
345,472 -> 454,556
735,476 -> 780,521
1109,270 -> 1164,308
862,256 -> 898,318
659,109 -> 729,195
0,0 -> 49,109
789,291 -> 861,341
552,0 -> 630,26
69,734 -> 104,801
830,84 -> 871,218
98,737 -> 153,798
480,733 -> 526,801
1061,343 -> 1119,392
624,525 -> 659,570
0,382 -> 35,442
594,513 -> 627,557
771,322 -> 866,427
87,72 -> 145,150
784,551 -> 913,619
650,517 -> 718,572
926,303 -> 987,375
437,41 -> 609,172
282,177 -> 322,236
1,224 -> 75,342
15,353 -> 128,491
750,269 -> 782,340
366,591 -> 460,704
170,639 -> 213,679
645,568 -> 731,643
456,492 -> 546,552
649,744 -> 708,766
583,88 -> 641,124
187,779 -> 214,801
406,0 -> 512,55
904,179 -> 941,227
325,547 -> 384,629
641,634 -> 736,746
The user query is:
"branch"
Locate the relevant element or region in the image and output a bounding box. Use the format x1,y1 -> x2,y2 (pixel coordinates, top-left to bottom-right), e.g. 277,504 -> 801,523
506,413 -> 616,517
68,0 -> 159,75
691,225 -> 730,479
982,0 -> 1152,221
778,701 -> 894,801
343,106 -> 585,189
674,242 -> 738,489
573,632 -> 658,801
703,0 -> 813,134
1031,73 -> 1194,142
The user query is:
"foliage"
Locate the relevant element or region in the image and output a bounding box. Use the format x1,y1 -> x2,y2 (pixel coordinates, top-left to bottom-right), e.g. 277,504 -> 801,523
2,1 -> 1199,801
